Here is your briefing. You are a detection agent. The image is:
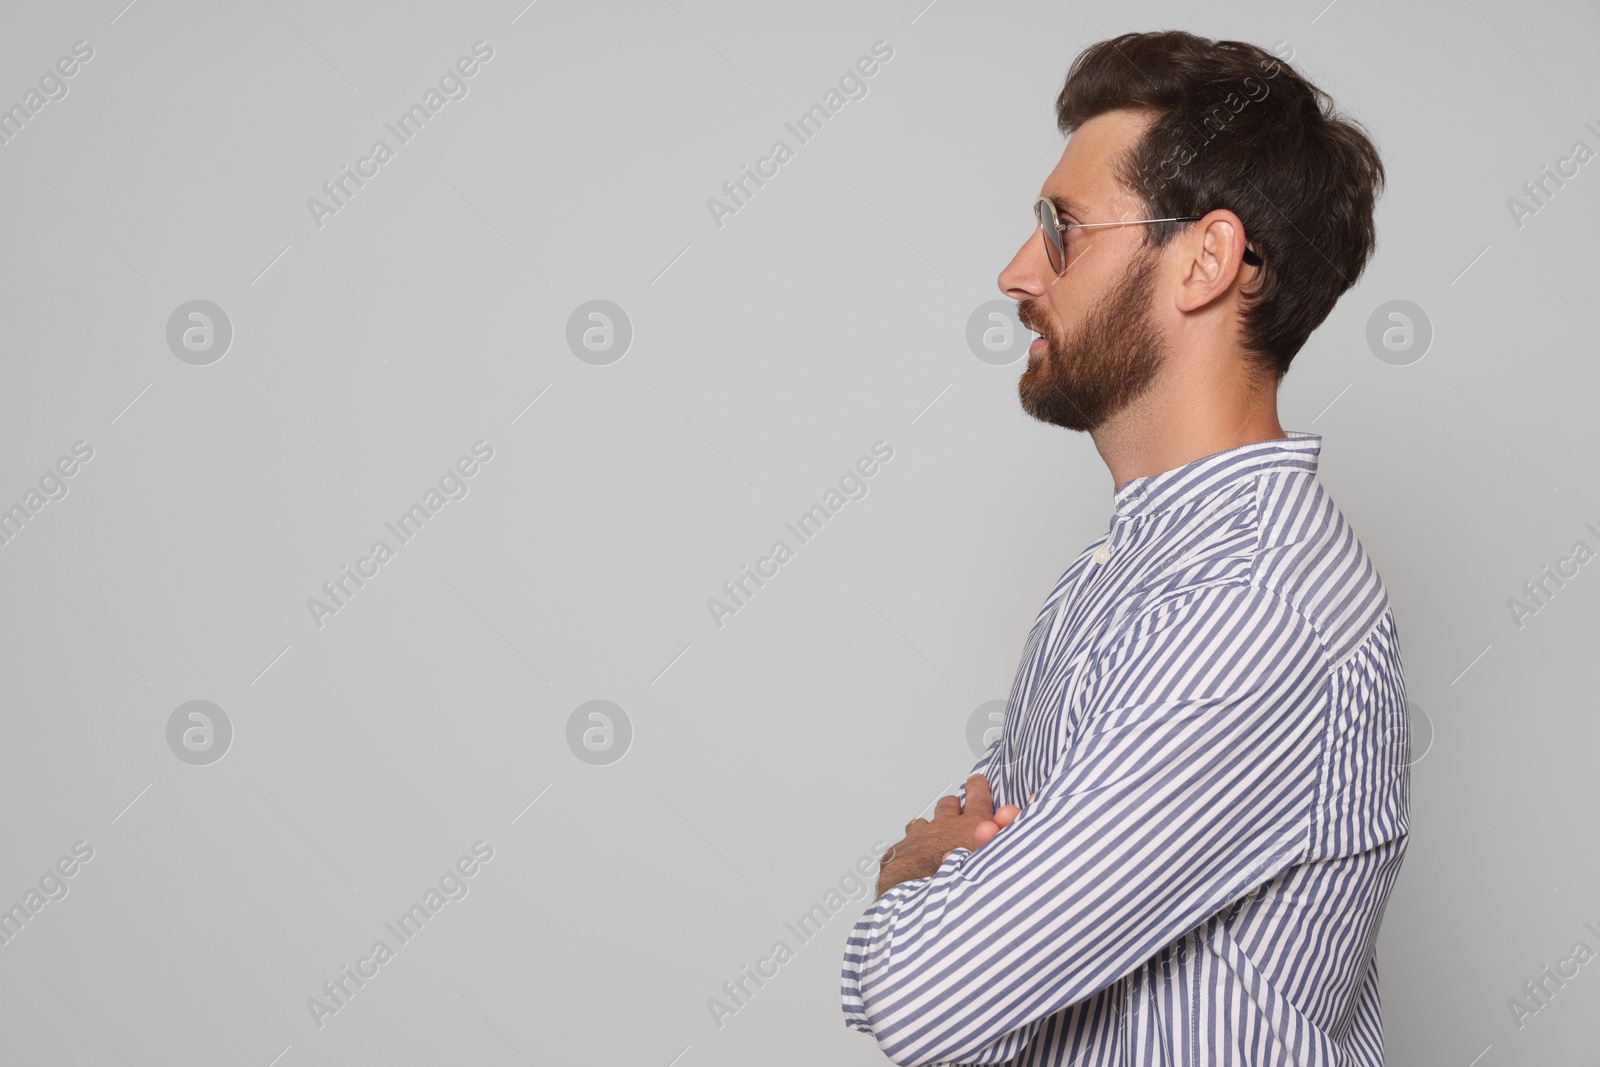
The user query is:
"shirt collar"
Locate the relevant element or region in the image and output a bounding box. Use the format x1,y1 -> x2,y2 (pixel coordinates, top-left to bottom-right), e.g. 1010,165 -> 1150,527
1111,431 -> 1322,521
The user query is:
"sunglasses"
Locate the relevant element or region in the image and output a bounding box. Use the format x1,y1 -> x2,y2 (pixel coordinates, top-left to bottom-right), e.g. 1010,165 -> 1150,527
1034,197 -> 1263,275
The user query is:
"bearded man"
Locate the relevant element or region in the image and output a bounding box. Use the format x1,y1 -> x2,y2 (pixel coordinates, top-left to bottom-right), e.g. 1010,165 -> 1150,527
843,29 -> 1407,1067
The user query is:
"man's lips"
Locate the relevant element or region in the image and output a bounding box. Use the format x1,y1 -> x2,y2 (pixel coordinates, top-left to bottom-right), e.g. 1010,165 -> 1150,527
1029,335 -> 1047,354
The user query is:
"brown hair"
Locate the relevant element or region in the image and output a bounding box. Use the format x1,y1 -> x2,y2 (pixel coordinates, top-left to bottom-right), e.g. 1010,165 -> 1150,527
1056,31 -> 1385,384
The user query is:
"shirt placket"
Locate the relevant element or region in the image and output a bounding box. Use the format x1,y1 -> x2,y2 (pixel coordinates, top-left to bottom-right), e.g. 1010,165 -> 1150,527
1089,514 -> 1132,580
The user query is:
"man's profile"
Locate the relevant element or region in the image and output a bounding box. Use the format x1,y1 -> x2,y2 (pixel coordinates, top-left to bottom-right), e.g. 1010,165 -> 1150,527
841,30 -> 1407,1066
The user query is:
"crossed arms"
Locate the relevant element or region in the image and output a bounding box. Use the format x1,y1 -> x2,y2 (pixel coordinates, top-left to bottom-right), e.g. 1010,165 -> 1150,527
841,583 -> 1334,1066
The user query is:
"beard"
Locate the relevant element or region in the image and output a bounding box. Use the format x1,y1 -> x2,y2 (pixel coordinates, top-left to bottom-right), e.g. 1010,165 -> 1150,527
1016,248 -> 1168,433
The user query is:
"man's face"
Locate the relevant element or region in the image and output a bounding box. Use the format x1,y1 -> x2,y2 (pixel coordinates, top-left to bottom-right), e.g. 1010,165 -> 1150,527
998,110 -> 1171,433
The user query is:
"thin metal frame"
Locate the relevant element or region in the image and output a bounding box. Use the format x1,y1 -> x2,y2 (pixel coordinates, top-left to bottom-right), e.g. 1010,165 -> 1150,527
1034,197 -> 1262,274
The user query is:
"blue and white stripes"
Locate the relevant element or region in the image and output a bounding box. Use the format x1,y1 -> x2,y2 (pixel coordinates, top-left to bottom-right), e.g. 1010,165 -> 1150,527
842,432 -> 1409,1066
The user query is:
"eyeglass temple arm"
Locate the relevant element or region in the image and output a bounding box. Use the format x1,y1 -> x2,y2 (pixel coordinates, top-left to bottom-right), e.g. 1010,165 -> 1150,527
1065,216 -> 1204,228
1063,216 -> 1263,264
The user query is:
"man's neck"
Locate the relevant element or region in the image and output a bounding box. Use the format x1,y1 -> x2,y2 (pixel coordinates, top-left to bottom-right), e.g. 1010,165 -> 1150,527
1094,384 -> 1286,493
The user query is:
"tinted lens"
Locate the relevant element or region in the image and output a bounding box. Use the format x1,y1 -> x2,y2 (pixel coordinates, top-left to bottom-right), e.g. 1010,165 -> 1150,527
1035,198 -> 1064,273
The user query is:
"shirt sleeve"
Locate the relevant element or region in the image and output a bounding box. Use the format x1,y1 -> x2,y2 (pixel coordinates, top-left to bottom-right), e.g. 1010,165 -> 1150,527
840,583 -> 1332,1067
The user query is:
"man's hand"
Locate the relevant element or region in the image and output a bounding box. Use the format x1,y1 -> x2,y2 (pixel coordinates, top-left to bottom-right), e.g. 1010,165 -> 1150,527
875,776 -> 1033,896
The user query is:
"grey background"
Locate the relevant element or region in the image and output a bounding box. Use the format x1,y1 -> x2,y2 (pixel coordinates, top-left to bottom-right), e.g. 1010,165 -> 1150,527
1,0 -> 1596,1064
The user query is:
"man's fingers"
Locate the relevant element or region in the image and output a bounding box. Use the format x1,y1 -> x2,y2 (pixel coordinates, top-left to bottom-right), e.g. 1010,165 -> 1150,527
904,816 -> 929,835
963,774 -> 994,818
932,792 -> 963,821
974,807 -> 1024,850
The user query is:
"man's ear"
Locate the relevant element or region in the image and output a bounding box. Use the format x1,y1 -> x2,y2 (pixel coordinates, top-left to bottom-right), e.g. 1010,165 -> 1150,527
1175,210 -> 1251,312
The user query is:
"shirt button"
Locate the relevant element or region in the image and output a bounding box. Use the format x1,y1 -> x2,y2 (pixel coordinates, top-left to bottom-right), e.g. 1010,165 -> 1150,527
1093,546 -> 1111,565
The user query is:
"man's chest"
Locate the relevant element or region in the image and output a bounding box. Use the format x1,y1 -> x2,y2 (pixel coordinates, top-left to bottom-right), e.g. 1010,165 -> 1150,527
996,545 -> 1134,804
993,504 -> 1257,805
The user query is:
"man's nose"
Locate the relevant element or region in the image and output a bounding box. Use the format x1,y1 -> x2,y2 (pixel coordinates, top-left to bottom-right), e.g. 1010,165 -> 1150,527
998,227 -> 1048,300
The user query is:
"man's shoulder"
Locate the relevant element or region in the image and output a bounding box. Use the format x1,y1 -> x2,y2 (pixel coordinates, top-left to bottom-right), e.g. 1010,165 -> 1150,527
1129,467 -> 1394,670
1247,468 -> 1395,668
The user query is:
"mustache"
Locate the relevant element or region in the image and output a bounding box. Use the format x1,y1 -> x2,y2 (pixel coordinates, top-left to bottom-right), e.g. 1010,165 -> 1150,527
1018,303 -> 1058,345
1018,302 -> 1046,335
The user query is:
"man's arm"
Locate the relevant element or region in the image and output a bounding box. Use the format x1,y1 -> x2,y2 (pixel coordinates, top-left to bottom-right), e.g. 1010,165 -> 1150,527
875,775 -> 1038,898
841,583 -> 1332,1067
874,774 -> 1023,898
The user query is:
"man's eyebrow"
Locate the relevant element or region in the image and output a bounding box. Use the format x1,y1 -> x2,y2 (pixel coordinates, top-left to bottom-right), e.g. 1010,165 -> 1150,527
1044,193 -> 1086,221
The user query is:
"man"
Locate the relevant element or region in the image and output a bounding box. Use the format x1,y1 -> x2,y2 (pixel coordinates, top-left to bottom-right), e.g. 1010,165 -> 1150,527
841,30 -> 1407,1066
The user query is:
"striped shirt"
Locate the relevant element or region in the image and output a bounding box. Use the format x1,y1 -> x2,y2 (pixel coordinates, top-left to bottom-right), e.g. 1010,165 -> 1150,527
841,431 -> 1410,1066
